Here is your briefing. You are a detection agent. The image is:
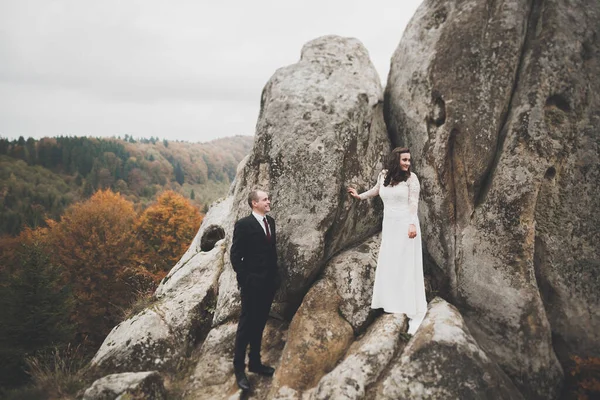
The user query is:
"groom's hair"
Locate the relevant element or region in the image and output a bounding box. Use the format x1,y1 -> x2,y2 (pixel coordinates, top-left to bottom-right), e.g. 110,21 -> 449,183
247,189 -> 265,208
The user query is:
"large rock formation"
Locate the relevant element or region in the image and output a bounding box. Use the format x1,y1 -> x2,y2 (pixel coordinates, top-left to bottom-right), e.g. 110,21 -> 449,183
377,298 -> 523,399
385,0 -> 599,398
214,35 -> 391,323
530,1 -> 600,365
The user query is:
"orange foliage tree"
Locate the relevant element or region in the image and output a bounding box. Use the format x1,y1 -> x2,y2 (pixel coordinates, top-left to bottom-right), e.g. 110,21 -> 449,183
48,189 -> 143,345
2,188 -> 203,352
134,190 -> 202,280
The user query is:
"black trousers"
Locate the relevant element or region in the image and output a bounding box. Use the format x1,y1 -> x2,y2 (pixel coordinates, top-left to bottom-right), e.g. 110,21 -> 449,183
233,282 -> 276,370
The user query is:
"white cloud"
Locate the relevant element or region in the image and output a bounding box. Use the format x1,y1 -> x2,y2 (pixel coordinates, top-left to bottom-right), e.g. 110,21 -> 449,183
0,0 -> 422,142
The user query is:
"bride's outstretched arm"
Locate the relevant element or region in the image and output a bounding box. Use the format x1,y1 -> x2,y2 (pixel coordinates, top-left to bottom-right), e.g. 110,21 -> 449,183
352,170 -> 385,200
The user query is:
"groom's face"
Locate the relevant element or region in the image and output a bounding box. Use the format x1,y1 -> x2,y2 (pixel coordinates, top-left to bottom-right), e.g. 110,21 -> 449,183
252,190 -> 271,215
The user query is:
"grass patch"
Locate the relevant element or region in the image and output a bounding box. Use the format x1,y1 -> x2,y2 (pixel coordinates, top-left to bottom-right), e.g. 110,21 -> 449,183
121,289 -> 158,320
24,344 -> 91,400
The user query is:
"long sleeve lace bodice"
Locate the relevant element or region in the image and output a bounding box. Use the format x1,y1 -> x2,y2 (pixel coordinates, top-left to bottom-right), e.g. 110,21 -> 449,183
359,170 -> 420,226
407,172 -> 420,225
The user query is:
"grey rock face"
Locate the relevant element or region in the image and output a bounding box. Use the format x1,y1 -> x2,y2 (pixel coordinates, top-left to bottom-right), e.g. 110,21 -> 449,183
384,0 -> 600,397
313,313 -> 407,400
323,233 -> 381,332
265,232 -> 397,398
91,241 -> 225,373
185,323 -> 238,399
217,35 -> 390,321
270,279 -> 354,396
529,1 -> 600,365
82,371 -> 165,400
185,320 -> 287,400
192,323 -> 237,388
378,298 -> 524,400
212,259 -> 241,327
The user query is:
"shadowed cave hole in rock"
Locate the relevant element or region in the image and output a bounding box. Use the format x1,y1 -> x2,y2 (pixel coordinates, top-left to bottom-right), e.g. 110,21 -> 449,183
433,95 -> 446,126
427,92 -> 446,127
544,166 -> 556,180
545,94 -> 571,112
200,225 -> 226,252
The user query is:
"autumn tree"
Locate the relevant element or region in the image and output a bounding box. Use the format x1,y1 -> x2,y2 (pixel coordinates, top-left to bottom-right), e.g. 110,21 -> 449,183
48,190 -> 142,346
134,191 -> 202,280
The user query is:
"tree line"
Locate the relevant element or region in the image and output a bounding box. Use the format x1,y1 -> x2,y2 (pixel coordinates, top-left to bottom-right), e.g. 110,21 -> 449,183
0,135 -> 253,236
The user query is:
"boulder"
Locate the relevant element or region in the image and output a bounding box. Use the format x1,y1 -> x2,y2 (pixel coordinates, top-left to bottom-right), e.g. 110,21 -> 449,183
313,313 -> 407,400
191,323 -> 237,389
213,35 -> 390,323
323,234 -> 380,333
82,371 -> 166,400
377,298 -> 524,400
382,0 -> 600,396
530,1 -> 600,365
270,279 -> 354,396
185,320 -> 287,400
90,241 -> 225,373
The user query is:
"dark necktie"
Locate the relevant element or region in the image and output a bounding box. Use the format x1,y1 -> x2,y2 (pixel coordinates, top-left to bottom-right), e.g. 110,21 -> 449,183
263,217 -> 271,241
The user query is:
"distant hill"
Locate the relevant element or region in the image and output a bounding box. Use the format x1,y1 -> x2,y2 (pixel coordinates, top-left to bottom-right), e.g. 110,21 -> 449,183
0,135 -> 254,236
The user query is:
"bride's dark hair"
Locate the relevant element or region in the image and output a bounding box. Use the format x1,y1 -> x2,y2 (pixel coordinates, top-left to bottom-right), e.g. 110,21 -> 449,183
383,147 -> 411,187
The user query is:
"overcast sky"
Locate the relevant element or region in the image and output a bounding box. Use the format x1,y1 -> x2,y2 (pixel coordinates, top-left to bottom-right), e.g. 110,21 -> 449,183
0,0 -> 422,143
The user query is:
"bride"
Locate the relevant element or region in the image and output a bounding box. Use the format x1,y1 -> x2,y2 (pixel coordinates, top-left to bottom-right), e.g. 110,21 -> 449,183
348,147 -> 427,334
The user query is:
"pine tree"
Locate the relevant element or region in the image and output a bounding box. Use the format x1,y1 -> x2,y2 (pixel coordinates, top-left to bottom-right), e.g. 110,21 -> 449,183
0,138 -> 9,155
0,233 -> 74,387
174,163 -> 185,185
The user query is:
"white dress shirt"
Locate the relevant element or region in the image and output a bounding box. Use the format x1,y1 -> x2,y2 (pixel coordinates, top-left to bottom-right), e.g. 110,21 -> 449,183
252,211 -> 269,236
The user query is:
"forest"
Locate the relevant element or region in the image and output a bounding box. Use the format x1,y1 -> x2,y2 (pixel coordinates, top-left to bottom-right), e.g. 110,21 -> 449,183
0,135 -> 253,236
0,135 -> 253,398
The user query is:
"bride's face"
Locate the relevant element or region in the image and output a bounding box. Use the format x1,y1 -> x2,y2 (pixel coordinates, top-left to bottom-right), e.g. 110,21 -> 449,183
399,153 -> 411,171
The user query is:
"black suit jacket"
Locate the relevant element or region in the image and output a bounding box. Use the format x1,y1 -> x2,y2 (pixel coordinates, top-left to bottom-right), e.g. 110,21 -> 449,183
230,214 -> 278,289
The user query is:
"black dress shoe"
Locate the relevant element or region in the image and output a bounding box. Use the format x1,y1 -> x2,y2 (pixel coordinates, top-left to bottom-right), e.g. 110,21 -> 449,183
235,370 -> 251,391
248,363 -> 275,376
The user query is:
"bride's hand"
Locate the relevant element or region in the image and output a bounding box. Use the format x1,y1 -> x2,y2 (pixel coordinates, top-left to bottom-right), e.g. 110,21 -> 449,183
408,224 -> 417,239
347,187 -> 360,200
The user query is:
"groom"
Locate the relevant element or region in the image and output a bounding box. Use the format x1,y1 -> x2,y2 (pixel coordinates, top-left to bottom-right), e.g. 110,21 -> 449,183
230,189 -> 279,391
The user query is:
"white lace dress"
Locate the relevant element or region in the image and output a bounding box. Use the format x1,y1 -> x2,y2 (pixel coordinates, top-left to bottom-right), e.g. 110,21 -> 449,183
359,170 -> 427,334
